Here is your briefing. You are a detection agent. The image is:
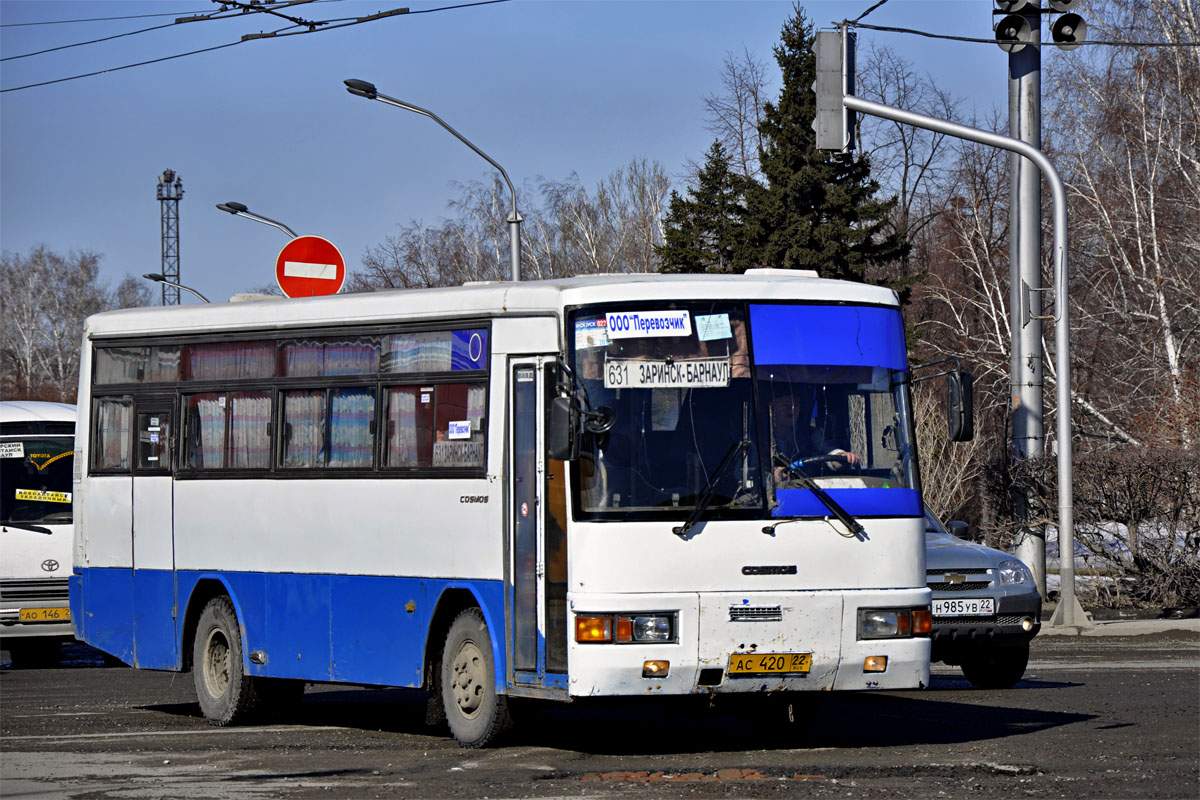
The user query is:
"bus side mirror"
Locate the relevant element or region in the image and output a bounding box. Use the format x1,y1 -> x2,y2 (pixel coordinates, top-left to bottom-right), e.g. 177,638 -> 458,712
548,396 -> 581,461
947,370 -> 974,442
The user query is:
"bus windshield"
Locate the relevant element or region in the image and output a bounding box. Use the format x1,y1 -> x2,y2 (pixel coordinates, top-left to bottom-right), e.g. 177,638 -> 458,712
569,301 -> 920,521
1,437 -> 74,525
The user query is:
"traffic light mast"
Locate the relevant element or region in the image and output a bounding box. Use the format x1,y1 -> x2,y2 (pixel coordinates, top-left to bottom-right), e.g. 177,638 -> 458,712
993,1 -> 1088,601
812,26 -> 1091,631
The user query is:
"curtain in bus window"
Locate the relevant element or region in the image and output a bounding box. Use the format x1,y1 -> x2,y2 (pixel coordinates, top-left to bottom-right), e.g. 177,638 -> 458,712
282,340 -> 324,377
382,332 -> 452,373
229,391 -> 271,469
329,388 -> 374,468
146,346 -> 180,382
386,387 -> 420,466
187,394 -> 226,469
468,385 -> 486,427
324,338 -> 380,375
283,389 -> 325,468
94,347 -> 145,384
187,341 -> 276,381
94,398 -> 133,470
94,346 -> 180,384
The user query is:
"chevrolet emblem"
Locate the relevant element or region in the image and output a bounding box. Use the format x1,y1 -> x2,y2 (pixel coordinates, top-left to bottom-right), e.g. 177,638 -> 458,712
945,573 -> 967,584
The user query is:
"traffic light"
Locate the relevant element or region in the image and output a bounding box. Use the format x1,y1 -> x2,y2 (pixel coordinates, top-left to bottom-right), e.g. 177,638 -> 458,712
995,1 -> 1087,52
811,29 -> 856,154
995,12 -> 1035,53
1050,12 -> 1087,49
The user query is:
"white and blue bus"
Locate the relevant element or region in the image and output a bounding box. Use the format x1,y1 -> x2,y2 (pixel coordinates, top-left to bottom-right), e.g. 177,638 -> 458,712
72,270 -> 969,746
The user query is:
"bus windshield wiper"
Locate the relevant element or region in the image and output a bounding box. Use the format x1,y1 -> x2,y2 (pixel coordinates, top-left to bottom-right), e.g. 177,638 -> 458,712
672,437 -> 751,539
770,458 -> 865,538
767,405 -> 865,538
2,521 -> 53,535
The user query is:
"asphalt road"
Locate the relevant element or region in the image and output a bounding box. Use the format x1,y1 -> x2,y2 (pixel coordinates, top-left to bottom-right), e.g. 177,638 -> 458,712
2,631 -> 1198,799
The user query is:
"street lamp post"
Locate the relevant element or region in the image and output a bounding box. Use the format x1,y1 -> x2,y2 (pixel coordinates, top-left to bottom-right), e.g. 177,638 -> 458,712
343,78 -> 522,282
142,273 -> 210,303
215,201 -> 298,239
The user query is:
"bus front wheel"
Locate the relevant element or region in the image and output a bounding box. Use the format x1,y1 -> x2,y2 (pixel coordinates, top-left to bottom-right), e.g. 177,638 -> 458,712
192,596 -> 260,725
440,608 -> 512,748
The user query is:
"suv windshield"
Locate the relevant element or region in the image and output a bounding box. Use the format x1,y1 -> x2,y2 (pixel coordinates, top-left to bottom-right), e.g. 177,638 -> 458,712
1,437 -> 74,525
569,301 -> 921,522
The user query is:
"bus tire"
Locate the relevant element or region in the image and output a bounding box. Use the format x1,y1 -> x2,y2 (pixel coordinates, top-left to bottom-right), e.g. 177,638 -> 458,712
440,608 -> 511,748
192,596 -> 260,725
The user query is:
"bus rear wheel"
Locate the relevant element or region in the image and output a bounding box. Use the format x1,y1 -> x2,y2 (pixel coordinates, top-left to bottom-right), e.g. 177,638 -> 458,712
440,608 -> 512,748
192,596 -> 260,725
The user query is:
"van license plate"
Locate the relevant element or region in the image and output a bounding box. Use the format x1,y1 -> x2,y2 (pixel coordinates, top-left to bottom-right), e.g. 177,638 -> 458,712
932,598 -> 994,617
728,652 -> 811,675
19,607 -> 70,622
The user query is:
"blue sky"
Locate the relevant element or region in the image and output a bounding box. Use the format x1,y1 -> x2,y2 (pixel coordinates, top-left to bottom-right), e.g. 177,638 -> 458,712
2,1 -> 1012,303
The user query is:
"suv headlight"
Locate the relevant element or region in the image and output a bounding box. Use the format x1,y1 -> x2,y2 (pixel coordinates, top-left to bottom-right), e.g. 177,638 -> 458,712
998,559 -> 1033,586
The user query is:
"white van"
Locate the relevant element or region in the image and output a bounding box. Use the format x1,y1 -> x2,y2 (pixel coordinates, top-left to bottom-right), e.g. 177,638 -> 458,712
1,400 -> 76,667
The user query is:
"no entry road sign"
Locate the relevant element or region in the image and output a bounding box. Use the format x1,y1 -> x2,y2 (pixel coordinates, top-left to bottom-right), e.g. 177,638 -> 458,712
275,235 -> 346,298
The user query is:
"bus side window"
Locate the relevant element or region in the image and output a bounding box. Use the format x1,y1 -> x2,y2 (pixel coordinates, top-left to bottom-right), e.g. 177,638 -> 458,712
183,391 -> 272,470
93,397 -> 133,471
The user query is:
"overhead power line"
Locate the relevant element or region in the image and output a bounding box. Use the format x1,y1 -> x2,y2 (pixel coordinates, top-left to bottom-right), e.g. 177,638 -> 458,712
852,0 -> 893,25
0,9 -> 212,28
1,0 -> 511,94
2,0 -> 329,62
848,21 -> 1200,48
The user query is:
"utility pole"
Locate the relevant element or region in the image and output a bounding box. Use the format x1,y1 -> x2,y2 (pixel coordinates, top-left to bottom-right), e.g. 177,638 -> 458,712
994,1 -> 1089,601
157,169 -> 184,305
999,1 -> 1048,597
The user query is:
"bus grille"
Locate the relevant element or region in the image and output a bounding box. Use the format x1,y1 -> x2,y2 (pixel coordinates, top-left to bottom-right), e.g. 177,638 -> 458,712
730,605 -> 783,622
0,578 -> 69,603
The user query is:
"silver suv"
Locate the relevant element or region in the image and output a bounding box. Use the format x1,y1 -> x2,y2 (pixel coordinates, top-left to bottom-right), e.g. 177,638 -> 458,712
925,510 -> 1041,688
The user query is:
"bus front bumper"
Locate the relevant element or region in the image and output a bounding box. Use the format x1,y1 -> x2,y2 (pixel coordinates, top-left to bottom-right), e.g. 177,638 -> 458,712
566,589 -> 931,698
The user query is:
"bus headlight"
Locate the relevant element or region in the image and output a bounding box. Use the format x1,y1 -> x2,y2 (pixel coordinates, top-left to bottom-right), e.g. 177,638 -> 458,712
631,615 -> 672,642
858,608 -> 930,639
575,613 -> 676,644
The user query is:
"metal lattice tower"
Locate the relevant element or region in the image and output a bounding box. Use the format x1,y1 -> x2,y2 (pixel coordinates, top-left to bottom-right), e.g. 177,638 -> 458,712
156,169 -> 184,305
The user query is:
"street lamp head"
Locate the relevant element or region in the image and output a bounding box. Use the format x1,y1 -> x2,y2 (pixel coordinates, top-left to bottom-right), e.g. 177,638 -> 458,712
142,273 -> 165,282
216,201 -> 249,214
344,78 -> 378,100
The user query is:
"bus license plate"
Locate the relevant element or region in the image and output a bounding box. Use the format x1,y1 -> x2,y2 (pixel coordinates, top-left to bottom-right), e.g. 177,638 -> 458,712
728,652 -> 811,675
932,598 -> 994,617
19,607 -> 70,623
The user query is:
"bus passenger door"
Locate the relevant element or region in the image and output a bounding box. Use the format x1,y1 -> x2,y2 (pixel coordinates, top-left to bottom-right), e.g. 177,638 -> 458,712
509,358 -> 569,691
131,399 -> 177,668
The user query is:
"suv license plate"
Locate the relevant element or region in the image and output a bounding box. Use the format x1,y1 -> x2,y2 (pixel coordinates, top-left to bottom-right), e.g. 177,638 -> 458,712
933,598 -> 995,617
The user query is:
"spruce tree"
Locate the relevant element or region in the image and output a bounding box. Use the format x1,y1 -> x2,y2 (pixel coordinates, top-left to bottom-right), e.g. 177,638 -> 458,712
743,5 -> 907,282
657,140 -> 748,274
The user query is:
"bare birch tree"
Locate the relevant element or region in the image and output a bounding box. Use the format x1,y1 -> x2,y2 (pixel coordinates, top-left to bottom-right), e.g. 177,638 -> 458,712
1,246 -> 151,401
1047,0 -> 1200,449
351,159 -> 670,290
701,46 -> 773,182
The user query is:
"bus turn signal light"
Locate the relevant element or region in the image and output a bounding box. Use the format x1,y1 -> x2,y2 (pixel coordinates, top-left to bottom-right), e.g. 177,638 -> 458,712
912,609 -> 932,635
575,616 -> 612,643
643,660 -> 669,678
864,655 -> 888,673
